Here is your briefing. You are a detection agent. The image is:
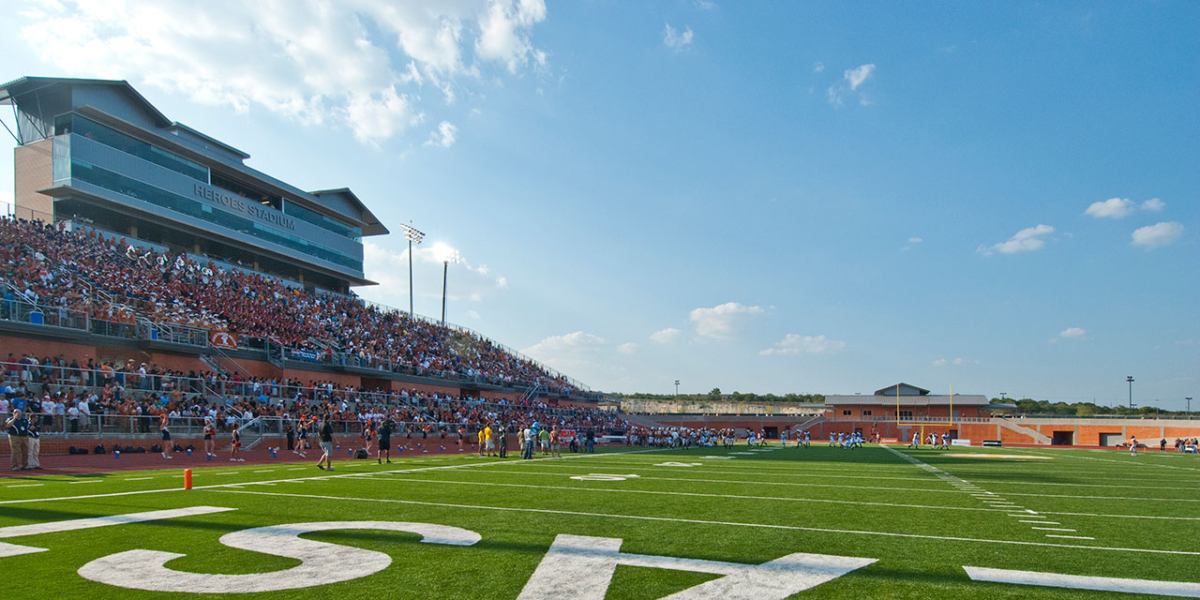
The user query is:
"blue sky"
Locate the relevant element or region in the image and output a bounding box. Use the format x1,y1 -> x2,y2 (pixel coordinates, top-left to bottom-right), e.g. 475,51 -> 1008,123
1,1 -> 1196,407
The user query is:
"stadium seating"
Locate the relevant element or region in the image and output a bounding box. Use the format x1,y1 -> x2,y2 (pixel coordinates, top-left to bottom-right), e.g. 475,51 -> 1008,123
0,217 -> 578,395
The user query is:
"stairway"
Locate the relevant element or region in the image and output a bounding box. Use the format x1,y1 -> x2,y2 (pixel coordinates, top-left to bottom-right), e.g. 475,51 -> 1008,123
996,418 -> 1051,444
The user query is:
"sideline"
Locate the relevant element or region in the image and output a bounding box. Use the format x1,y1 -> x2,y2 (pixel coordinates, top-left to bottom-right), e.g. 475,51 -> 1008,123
0,448 -> 674,506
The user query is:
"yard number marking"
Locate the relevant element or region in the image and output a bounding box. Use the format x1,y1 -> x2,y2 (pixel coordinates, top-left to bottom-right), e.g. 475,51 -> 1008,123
518,534 -> 876,599
77,521 -> 480,593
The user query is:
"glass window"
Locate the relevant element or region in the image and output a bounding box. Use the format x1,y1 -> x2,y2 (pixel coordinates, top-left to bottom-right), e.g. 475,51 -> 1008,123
70,115 -> 209,183
283,200 -> 362,241
69,159 -> 362,272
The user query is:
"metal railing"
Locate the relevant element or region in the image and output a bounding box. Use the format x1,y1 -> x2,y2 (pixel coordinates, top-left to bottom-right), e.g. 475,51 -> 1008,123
21,414 -> 626,440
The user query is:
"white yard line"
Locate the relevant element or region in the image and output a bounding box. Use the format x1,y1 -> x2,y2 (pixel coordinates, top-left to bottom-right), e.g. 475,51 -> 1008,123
5,484 -> 43,488
124,477 -> 154,481
964,566 -> 1200,597
207,489 -> 1200,557
458,468 -> 973,495
1046,534 -> 1095,540
0,449 -> 673,506
1031,527 -> 1076,532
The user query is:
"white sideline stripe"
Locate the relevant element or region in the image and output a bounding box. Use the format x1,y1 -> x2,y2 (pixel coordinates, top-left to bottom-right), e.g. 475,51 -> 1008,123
360,475 -> 1047,514
468,468 -> 977,496
68,480 -> 100,484
1031,527 -> 1076,532
1046,535 -> 1095,540
521,458 -> 1200,489
210,489 -> 1200,557
999,448 -> 1200,473
287,467 -> 307,471
964,566 -> 1200,598
0,448 -> 674,506
252,470 -> 274,473
6,484 -> 43,488
1021,521 -> 1059,525
0,507 -> 236,537
125,477 -> 153,481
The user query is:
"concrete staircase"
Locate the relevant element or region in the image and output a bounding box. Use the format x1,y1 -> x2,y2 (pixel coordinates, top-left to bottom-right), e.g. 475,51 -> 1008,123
997,418 -> 1051,444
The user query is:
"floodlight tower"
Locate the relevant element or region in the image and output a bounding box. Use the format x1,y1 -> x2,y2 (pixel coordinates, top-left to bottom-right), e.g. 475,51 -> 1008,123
1126,376 -> 1135,410
675,380 -> 680,396
440,249 -> 460,325
397,223 -> 425,317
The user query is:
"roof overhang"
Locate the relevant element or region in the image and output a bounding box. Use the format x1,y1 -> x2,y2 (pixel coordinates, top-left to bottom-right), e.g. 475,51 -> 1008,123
309,188 -> 389,236
0,76 -> 172,127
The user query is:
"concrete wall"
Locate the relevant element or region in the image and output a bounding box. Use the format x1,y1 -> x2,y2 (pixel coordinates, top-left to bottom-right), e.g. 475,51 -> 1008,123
14,139 -> 54,221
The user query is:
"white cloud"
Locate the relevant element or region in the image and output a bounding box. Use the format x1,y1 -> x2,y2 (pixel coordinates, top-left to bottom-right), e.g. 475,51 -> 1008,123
1131,221 -> 1183,248
689,302 -> 763,339
16,0 -> 547,145
1084,197 -> 1134,219
474,0 -> 548,73
649,328 -> 682,344
1059,327 -> 1087,339
663,23 -> 694,51
908,237 -> 923,244
827,63 -> 876,107
1141,198 -> 1165,211
759,334 -> 846,356
423,121 -> 458,148
694,0 -> 718,10
812,61 -> 825,73
931,357 -> 979,367
844,63 -> 876,90
826,86 -> 844,107
523,331 -> 605,355
979,224 -> 1054,256
617,342 -> 639,355
466,309 -> 481,320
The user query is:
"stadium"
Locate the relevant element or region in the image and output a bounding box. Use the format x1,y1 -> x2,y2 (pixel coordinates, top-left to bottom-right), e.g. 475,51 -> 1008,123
1,6 -> 1198,599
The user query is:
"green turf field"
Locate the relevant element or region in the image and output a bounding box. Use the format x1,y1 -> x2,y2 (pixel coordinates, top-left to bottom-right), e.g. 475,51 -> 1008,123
2,444 -> 1198,599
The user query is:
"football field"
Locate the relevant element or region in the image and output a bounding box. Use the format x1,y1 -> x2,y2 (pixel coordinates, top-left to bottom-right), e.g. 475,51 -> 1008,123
2,444 -> 1198,598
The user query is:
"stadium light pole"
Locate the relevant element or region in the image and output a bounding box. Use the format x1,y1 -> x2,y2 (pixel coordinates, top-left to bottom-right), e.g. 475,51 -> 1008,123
440,249 -> 459,325
1127,376 -> 1135,410
675,380 -> 680,396
397,224 -> 425,317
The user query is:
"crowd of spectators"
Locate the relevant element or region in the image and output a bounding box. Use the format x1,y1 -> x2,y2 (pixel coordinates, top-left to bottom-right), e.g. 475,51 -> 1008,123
1,352 -> 627,439
0,217 -> 580,394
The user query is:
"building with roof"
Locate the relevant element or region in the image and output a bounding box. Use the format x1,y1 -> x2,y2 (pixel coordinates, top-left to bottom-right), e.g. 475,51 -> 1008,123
1,76 -> 386,292
824,382 -> 991,422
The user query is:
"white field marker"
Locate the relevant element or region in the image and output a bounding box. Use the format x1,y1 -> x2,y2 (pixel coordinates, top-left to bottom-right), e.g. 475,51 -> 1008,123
0,506 -> 235,558
964,566 -> 1200,598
